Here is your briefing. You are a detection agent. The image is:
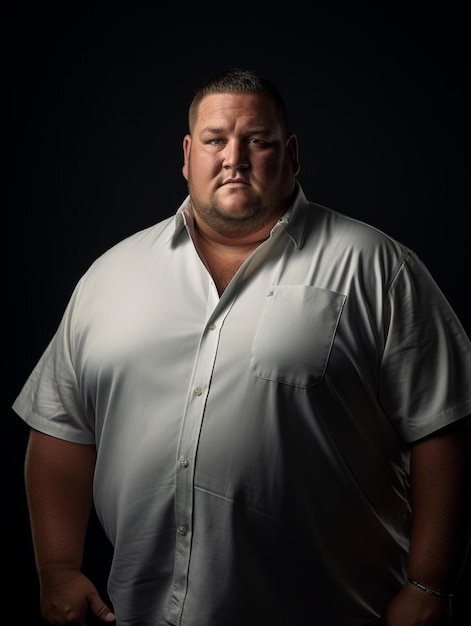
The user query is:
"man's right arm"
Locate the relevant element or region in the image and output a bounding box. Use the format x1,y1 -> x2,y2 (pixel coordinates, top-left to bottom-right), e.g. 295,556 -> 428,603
25,430 -> 115,625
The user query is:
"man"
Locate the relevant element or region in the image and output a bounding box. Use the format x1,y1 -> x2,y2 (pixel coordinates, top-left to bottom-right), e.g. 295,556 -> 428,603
13,68 -> 471,625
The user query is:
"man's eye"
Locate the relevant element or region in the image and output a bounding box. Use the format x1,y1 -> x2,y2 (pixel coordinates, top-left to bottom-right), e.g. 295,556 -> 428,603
247,138 -> 266,145
209,139 -> 224,145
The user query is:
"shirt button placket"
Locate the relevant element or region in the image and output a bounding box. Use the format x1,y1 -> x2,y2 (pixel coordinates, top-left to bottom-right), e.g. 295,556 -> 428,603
177,456 -> 191,536
168,314 -> 222,622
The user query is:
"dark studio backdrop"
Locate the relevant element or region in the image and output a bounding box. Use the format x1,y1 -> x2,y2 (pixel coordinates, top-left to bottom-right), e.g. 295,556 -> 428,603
3,2 -> 470,624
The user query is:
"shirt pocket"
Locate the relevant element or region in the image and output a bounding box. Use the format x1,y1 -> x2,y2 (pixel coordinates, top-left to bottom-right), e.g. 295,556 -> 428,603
250,285 -> 346,388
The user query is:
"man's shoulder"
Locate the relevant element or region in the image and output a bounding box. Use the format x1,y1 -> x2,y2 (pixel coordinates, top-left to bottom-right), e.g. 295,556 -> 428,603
302,199 -> 409,257
74,214 -> 178,291
97,214 -> 176,261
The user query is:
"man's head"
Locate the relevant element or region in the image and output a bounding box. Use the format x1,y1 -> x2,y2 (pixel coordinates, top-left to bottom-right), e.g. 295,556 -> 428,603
187,67 -> 290,135
183,68 -> 300,243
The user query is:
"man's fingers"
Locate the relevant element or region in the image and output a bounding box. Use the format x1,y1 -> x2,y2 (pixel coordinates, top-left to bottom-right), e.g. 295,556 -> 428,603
89,593 -> 116,623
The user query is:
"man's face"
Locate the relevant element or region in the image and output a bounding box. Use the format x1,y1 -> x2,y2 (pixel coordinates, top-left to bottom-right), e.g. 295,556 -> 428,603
182,92 -> 299,239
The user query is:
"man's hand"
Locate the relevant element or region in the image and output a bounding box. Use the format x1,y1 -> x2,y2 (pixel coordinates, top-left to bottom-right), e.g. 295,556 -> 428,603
379,581 -> 451,625
40,569 -> 115,625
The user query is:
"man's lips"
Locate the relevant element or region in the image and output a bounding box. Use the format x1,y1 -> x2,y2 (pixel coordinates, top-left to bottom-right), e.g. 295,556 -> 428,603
221,178 -> 249,186
216,177 -> 251,192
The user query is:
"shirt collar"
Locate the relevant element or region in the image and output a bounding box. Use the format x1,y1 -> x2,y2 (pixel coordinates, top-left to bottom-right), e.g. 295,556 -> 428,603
270,182 -> 308,250
164,197 -> 192,243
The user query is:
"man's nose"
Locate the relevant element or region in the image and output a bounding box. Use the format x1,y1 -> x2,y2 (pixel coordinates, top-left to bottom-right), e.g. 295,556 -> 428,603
223,141 -> 249,169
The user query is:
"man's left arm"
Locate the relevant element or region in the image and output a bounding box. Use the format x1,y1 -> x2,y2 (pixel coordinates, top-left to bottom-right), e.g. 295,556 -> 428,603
382,415 -> 471,625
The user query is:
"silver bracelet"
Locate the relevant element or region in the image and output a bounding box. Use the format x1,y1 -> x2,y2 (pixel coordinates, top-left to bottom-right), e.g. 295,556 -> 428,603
408,577 -> 453,600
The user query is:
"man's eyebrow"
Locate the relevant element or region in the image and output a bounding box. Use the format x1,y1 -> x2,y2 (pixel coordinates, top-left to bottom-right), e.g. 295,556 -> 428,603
199,126 -> 225,136
199,126 -> 270,136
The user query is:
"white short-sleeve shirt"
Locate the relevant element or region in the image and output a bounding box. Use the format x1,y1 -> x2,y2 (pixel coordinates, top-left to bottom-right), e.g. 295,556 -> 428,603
13,185 -> 471,625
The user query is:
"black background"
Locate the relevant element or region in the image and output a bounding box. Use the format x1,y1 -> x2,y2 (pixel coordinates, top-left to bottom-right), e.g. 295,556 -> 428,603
3,2 -> 470,624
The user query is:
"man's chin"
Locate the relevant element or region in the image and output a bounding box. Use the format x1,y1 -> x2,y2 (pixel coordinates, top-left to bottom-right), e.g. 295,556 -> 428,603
216,189 -> 257,217
216,205 -> 257,223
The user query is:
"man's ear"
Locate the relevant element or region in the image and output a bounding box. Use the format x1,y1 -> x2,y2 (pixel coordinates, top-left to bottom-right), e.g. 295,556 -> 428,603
286,133 -> 300,176
182,134 -> 191,180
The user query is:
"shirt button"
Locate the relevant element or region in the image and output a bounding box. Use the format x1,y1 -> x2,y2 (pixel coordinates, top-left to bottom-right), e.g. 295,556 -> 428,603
267,289 -> 274,297
177,525 -> 187,536
194,386 -> 202,396
180,458 -> 189,467
208,322 -> 216,330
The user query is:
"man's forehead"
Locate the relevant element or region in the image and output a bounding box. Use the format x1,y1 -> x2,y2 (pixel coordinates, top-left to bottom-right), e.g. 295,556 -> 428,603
195,93 -> 279,129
